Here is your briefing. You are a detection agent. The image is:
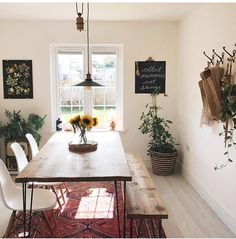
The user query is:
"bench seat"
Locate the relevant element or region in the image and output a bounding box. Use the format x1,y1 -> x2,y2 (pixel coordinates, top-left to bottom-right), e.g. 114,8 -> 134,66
125,153 -> 168,237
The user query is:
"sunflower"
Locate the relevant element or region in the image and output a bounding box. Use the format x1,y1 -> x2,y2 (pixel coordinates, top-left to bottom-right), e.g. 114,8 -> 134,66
93,117 -> 99,126
73,114 -> 81,123
69,114 -> 81,124
68,117 -> 74,124
81,115 -> 94,128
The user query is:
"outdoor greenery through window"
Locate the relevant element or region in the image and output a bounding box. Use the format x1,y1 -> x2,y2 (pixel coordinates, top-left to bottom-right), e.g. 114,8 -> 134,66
55,46 -> 122,129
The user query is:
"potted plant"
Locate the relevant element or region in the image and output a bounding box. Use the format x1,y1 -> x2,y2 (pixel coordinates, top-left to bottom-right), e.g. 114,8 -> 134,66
0,109 -> 46,144
139,91 -> 178,175
215,84 -> 236,170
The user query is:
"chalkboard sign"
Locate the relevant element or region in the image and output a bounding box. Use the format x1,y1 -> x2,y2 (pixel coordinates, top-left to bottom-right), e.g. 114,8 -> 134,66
135,61 -> 166,94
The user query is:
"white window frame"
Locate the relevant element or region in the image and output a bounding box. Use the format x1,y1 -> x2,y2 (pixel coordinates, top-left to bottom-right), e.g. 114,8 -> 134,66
50,44 -> 123,131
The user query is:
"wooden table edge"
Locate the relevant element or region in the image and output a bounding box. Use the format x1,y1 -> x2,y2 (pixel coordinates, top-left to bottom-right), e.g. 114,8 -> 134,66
15,176 -> 132,183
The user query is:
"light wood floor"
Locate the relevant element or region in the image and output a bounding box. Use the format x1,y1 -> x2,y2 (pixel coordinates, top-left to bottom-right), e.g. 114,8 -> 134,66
150,171 -> 235,238
0,172 -> 234,237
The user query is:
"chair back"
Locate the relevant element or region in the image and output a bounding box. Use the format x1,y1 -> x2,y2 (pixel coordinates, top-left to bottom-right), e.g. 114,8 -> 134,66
25,133 -> 39,158
0,159 -> 19,209
10,143 -> 28,172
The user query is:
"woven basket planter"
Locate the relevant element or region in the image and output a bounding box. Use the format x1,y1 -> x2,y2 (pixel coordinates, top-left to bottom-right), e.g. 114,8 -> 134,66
150,150 -> 178,176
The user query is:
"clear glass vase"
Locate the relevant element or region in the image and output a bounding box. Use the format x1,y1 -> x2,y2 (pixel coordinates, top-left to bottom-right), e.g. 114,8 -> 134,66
79,127 -> 87,144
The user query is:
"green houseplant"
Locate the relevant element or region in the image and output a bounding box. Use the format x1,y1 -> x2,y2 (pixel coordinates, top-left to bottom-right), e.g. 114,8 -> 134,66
215,84 -> 236,170
0,109 -> 46,144
139,91 -> 178,175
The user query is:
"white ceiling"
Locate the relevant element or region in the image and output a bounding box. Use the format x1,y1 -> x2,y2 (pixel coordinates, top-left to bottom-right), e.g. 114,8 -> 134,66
0,3 -> 201,21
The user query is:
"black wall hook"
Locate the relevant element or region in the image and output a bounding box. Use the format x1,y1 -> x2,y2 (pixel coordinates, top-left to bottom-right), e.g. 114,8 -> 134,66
203,51 -> 214,65
212,49 -> 224,64
223,46 -> 235,62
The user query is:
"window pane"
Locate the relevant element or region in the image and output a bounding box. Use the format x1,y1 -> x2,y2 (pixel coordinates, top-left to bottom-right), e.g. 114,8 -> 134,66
71,86 -> 83,106
60,87 -> 72,106
105,88 -> 116,105
60,106 -> 83,123
92,53 -> 117,126
94,88 -> 105,105
58,52 -> 84,122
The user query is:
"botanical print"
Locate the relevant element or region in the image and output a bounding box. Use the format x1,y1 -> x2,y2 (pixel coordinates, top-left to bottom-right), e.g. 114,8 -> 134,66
2,60 -> 33,99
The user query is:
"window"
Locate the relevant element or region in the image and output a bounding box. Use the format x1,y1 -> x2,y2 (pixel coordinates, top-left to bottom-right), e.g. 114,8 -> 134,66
51,45 -> 123,130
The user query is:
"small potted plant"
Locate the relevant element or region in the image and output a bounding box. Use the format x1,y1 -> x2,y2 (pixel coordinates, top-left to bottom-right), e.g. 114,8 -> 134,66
139,90 -> 178,175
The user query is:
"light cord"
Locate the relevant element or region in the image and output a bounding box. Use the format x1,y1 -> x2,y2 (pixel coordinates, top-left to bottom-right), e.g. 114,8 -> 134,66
87,2 -> 90,74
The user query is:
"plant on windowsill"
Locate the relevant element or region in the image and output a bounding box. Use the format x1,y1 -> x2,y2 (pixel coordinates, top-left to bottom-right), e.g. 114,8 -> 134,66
139,90 -> 178,175
0,109 -> 46,144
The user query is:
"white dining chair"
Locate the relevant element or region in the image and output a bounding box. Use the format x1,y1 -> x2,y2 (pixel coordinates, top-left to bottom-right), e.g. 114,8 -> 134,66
25,133 -> 39,158
25,133 -> 69,194
0,190 -> 12,237
0,159 -> 57,237
10,142 -> 65,209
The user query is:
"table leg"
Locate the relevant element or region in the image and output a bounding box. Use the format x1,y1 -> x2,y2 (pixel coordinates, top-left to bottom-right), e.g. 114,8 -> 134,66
114,181 -> 121,238
22,182 -> 27,237
123,181 -> 126,238
130,218 -> 133,238
28,183 -> 34,237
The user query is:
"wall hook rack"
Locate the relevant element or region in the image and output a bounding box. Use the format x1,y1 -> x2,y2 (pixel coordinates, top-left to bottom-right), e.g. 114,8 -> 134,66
223,46 -> 235,62
203,51 -> 214,65
212,49 -> 224,64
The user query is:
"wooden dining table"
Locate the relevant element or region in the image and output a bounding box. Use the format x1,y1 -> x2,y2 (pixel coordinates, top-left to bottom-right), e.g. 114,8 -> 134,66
15,131 -> 132,238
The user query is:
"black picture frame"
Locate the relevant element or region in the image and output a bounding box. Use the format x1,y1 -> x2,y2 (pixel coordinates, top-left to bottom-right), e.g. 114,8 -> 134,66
2,60 -> 33,99
135,61 -> 166,94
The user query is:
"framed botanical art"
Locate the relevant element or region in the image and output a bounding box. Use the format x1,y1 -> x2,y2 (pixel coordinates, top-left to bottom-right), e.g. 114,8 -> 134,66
2,60 -> 33,99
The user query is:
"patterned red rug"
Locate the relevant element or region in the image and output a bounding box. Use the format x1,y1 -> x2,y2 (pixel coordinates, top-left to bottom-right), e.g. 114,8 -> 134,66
9,182 -> 166,238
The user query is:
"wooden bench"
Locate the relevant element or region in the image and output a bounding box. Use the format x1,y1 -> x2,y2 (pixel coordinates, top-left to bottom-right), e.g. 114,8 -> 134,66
125,153 -> 168,238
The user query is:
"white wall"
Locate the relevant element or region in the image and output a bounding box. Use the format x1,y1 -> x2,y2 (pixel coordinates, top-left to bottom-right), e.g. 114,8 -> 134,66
0,20 -> 178,163
177,4 -> 236,234
1,4 -> 236,236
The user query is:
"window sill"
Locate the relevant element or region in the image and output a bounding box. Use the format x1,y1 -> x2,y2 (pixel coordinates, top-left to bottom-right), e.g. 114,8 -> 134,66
59,128 -> 128,133
91,128 -> 128,133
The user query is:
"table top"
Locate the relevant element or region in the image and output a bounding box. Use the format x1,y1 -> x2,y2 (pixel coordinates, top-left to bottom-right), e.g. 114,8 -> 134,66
15,132 -> 132,183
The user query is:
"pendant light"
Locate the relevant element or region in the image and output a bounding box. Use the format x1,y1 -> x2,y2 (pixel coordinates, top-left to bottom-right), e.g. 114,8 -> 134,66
74,3 -> 103,88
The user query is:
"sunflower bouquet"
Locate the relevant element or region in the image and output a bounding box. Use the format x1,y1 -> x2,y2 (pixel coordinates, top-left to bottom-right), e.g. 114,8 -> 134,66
69,114 -> 98,144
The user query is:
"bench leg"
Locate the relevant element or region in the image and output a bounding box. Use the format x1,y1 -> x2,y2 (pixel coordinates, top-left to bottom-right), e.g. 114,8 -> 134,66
144,219 -> 152,238
158,219 -> 162,238
114,181 -> 121,238
137,219 -> 143,237
123,181 -> 127,238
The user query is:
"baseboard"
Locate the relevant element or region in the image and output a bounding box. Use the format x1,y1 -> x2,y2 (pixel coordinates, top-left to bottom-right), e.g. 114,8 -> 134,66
144,158 -> 152,168
180,162 -> 236,235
